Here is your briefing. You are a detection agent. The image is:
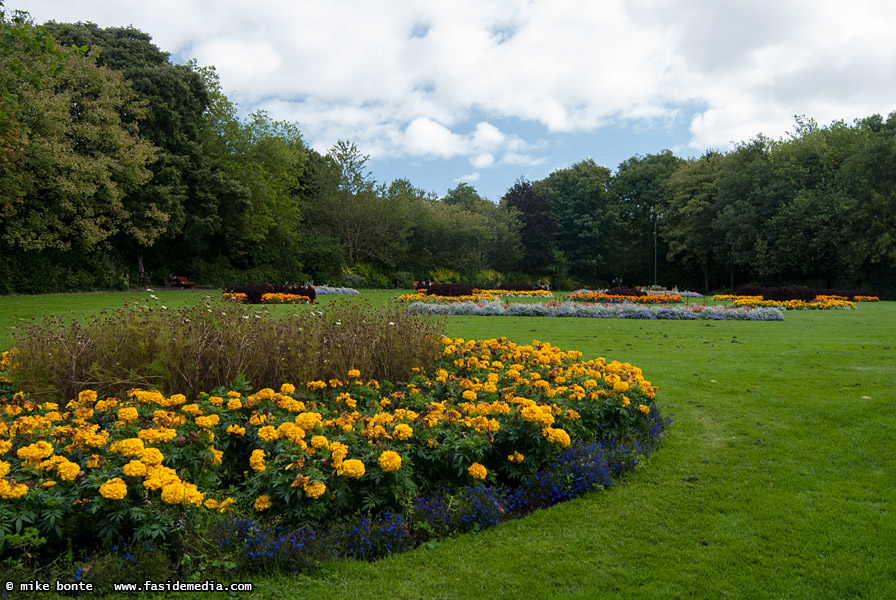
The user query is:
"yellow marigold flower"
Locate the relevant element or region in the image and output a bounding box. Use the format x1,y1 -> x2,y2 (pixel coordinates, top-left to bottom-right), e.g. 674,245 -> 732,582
542,427 -> 571,448
0,461 -> 10,477
255,388 -> 276,400
195,414 -> 220,429
0,440 -> 11,454
278,422 -> 306,443
520,405 -> 554,427
306,380 -> 327,390
392,423 -> 413,441
218,497 -> 234,513
280,383 -> 296,395
621,396 -> 631,408
204,498 -> 219,510
56,459 -> 80,481
303,480 -> 326,499
310,435 -> 329,449
226,424 -> 246,436
113,438 -> 145,457
161,482 -> 186,504
508,451 -> 524,464
181,403 -> 201,415
461,390 -> 477,402
162,394 -> 187,407
86,454 -> 104,468
254,494 -> 272,511
338,458 -> 365,478
638,404 -> 650,415
116,407 -> 139,422
140,447 -> 165,466
99,477 -> 128,500
226,390 -> 242,398
0,479 -> 29,499
123,460 -> 148,477
378,450 -> 402,472
468,462 -> 487,480
249,449 -> 266,472
208,396 -> 224,406
347,369 -> 361,379
17,441 -> 54,463
258,425 -> 279,441
226,398 -> 243,410
206,447 -> 224,464
295,412 -> 322,431
78,390 -> 98,403
330,442 -> 349,463
565,409 -> 581,420
42,480 -> 57,488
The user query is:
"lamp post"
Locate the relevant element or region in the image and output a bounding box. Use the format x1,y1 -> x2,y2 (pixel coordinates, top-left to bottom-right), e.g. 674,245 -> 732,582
653,217 -> 658,287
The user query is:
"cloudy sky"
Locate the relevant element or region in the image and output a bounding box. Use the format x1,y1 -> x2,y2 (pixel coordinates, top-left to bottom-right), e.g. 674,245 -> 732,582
9,0 -> 896,200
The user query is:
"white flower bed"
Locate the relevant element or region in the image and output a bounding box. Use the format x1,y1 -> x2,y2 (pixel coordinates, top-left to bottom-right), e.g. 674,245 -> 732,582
407,300 -> 783,320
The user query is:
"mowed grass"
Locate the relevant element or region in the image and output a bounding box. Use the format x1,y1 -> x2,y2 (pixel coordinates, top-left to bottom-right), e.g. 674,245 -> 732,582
1,292 -> 894,599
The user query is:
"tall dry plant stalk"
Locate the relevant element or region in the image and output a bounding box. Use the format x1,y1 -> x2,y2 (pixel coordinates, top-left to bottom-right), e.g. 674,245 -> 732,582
8,296 -> 445,401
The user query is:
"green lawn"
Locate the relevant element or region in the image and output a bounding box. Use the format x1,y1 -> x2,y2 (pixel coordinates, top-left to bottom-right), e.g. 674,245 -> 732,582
2,292 -> 893,599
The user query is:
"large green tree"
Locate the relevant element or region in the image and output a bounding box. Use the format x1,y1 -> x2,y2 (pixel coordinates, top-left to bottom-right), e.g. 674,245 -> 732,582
0,19 -> 156,254
661,152 -> 724,292
536,159 -> 616,283
501,178 -> 555,275
43,22 -> 227,274
611,150 -> 686,285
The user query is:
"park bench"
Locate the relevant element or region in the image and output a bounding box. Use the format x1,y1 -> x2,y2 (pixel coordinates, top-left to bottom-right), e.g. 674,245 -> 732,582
164,275 -> 195,288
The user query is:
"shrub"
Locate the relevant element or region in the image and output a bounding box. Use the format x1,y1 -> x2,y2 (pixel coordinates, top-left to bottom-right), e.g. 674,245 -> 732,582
428,267 -> 461,284
762,286 -> 815,302
606,286 -> 646,297
424,283 -> 474,297
393,271 -> 415,289
473,269 -> 504,289
499,282 -> 537,291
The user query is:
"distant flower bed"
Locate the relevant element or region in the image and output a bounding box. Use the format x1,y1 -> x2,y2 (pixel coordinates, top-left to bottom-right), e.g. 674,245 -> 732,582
260,293 -> 311,304
730,297 -> 855,310
223,283 -> 317,304
313,286 -> 360,295
853,295 -> 879,302
397,292 -> 498,303
0,338 -> 667,576
566,291 -> 683,304
408,300 -> 783,320
475,289 -> 554,298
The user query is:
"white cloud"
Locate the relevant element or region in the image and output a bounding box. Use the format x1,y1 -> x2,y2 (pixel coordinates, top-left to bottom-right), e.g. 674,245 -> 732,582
454,171 -> 480,183
13,0 -> 896,171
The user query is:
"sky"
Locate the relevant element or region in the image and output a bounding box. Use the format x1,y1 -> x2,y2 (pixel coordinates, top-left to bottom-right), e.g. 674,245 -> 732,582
8,0 -> 896,201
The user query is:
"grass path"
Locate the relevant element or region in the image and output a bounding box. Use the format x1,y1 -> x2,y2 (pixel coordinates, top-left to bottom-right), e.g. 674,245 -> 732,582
2,292 -> 893,599
268,304 -> 895,599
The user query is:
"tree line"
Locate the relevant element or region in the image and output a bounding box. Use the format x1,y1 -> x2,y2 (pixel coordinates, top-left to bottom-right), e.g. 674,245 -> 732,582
1,8 -> 894,296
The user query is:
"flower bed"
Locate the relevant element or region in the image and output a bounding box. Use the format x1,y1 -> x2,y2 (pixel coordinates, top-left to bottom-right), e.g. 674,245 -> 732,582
313,286 -> 360,295
408,300 -> 783,320
729,297 -> 854,310
475,289 -> 554,298
260,293 -> 311,304
567,291 -> 683,304
0,338 -> 667,574
397,292 -> 498,303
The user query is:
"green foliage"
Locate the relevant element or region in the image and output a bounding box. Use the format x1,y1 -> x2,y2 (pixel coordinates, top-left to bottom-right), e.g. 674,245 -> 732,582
429,267 -> 461,284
